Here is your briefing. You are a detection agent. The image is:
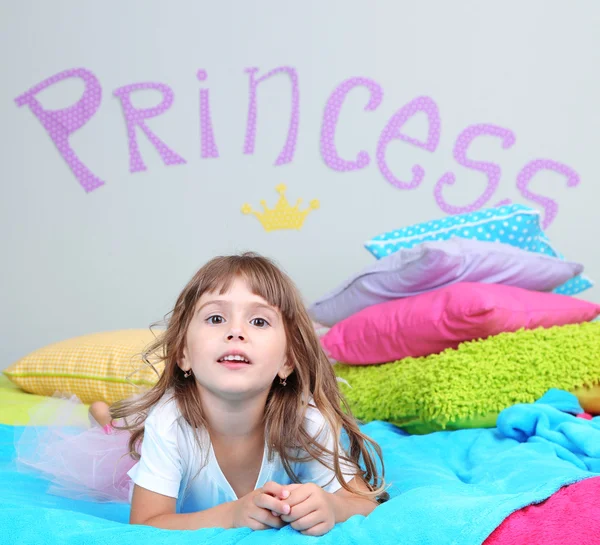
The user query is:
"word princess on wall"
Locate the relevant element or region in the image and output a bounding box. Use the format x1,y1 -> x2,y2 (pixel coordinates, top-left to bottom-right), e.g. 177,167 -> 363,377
15,66 -> 579,228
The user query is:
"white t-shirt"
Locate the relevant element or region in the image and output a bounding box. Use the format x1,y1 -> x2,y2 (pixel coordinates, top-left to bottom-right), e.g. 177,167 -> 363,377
127,394 -> 356,513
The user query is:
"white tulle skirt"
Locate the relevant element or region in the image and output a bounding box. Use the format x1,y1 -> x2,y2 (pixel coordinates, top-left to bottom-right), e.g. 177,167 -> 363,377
15,395 -> 136,503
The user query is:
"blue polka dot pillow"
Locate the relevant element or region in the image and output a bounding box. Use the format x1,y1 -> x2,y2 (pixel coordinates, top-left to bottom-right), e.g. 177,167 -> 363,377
364,204 -> 592,296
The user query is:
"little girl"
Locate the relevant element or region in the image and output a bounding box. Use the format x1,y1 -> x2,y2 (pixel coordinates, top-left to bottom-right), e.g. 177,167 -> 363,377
19,252 -> 387,537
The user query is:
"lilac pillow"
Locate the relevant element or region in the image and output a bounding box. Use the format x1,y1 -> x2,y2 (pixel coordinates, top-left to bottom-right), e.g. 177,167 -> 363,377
308,237 -> 584,327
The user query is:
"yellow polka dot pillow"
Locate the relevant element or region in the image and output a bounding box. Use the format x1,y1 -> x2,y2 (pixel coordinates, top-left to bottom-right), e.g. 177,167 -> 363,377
3,330 -> 164,405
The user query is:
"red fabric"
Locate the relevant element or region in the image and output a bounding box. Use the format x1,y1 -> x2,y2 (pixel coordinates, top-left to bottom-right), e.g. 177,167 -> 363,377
485,476 -> 600,545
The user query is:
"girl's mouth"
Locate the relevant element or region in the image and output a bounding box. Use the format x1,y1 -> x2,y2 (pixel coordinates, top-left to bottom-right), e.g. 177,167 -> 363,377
217,353 -> 252,369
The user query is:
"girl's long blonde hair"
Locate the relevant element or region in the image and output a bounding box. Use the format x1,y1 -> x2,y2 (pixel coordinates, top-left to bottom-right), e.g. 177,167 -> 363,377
112,252 -> 387,500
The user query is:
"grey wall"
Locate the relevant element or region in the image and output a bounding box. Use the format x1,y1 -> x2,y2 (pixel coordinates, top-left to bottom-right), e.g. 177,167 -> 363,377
2,0 -> 599,369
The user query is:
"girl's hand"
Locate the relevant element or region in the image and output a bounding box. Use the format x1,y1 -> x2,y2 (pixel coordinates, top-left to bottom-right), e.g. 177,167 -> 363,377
230,481 -> 292,531
279,483 -> 336,536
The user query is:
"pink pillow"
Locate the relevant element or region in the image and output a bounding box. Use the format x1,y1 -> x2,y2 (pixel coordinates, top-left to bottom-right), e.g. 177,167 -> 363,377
321,283 -> 600,364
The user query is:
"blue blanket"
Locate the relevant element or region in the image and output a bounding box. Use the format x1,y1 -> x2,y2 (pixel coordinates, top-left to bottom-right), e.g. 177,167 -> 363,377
1,390 -> 599,545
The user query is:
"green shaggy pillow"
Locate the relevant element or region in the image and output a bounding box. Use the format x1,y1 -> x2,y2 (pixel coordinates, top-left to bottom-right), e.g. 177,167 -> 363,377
334,322 -> 600,434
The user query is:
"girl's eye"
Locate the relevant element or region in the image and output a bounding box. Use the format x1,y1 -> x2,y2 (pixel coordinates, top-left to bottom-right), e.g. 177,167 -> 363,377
251,318 -> 269,328
207,315 -> 224,325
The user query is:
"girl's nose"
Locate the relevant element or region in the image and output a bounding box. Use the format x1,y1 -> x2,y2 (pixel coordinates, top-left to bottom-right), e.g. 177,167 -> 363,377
226,328 -> 245,341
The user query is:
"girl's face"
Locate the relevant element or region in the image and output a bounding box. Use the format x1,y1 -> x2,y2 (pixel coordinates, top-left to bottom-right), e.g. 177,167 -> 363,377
179,276 -> 293,401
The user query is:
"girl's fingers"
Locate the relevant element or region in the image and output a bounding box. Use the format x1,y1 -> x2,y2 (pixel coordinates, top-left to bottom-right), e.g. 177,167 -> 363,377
261,481 -> 290,500
253,492 -> 291,516
285,484 -> 314,507
290,510 -> 325,532
280,498 -> 317,523
301,521 -> 332,537
250,508 -> 286,529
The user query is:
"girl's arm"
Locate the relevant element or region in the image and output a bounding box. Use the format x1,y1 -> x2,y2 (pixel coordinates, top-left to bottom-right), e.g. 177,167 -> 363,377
130,484 -> 231,530
130,482 -> 291,531
331,477 -> 380,521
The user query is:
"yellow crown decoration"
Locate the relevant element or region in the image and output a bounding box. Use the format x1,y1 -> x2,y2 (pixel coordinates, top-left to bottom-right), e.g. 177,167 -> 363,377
241,184 -> 319,232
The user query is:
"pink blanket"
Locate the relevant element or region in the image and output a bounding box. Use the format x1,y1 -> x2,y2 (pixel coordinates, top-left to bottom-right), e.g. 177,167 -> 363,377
485,476 -> 600,544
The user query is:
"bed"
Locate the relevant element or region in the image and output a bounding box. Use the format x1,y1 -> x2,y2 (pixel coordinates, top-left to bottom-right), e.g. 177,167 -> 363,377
2,374 -> 599,545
